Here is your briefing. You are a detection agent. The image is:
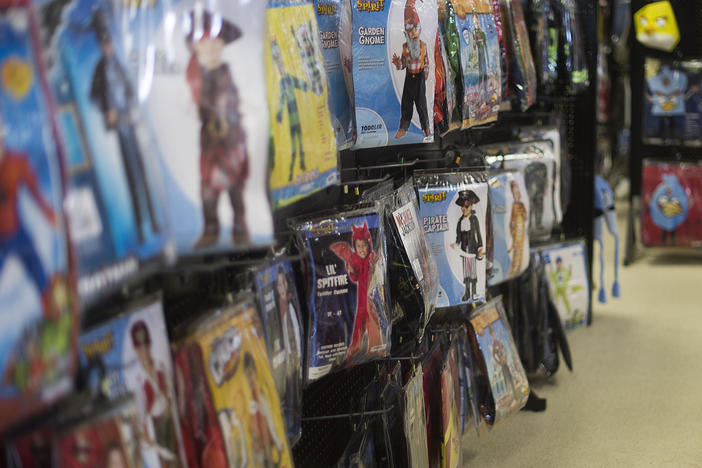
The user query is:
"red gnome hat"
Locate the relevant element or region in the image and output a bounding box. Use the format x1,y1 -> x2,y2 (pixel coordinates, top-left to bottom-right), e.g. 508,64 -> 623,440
352,222 -> 373,251
404,0 -> 423,33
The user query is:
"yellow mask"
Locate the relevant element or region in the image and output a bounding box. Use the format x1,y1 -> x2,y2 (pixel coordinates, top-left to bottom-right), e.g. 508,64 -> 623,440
634,1 -> 680,52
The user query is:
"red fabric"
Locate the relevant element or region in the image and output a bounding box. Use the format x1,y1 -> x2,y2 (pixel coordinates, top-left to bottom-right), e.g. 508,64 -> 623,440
404,0 -> 420,29
434,32 -> 446,126
143,369 -> 169,413
249,388 -> 273,454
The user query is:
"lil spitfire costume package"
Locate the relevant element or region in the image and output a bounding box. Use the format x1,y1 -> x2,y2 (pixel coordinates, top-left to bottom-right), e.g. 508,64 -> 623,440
266,1 -> 338,208
144,0 -> 274,253
0,0 -> 77,432
351,0 -> 438,148
78,297 -> 185,468
415,171 -> 489,307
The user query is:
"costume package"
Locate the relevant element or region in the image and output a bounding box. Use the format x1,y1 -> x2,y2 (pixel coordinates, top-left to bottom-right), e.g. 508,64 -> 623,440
415,171 -> 489,307
537,241 -> 590,329
0,0 -> 77,432
293,206 -> 390,381
528,0 -> 558,94
266,1 -> 338,208
452,0 -> 502,128
490,0 -> 509,99
315,0 -> 355,149
253,259 -> 303,443
487,171 -> 530,286
643,58 -> 702,147
35,0 -> 171,302
440,342 -> 461,468
434,31 -> 458,136
468,297 -> 528,425
641,160 -> 702,247
402,364 -> 429,467
456,327 -> 482,435
499,0 -> 536,110
351,0 -> 438,148
553,0 -> 589,93
78,297 -> 185,467
438,0 -> 464,125
421,342 -> 443,467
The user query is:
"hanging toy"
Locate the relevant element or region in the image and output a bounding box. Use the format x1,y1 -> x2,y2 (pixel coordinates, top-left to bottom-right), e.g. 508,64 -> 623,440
633,1 -> 680,52
593,176 -> 620,303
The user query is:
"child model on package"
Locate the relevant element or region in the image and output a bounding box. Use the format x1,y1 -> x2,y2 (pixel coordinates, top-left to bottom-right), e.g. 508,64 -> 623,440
451,190 -> 484,301
508,180 -> 527,277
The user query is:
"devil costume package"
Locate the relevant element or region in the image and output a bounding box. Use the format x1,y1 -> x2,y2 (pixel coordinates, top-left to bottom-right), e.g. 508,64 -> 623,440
78,297 -> 185,467
0,0 -> 78,432
415,171 -> 489,308
293,206 -> 391,381
499,0 -> 536,110
266,1 -> 339,208
350,0 -> 438,148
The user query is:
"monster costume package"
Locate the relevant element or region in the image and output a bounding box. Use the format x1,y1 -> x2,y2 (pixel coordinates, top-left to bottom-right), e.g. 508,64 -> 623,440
0,0 -> 77,432
641,160 -> 702,247
266,1 -> 338,208
351,0 -> 438,147
415,170 -> 489,308
78,297 -> 185,467
253,259 -> 303,443
499,0 -> 537,110
293,206 -> 390,381
35,0 -> 171,302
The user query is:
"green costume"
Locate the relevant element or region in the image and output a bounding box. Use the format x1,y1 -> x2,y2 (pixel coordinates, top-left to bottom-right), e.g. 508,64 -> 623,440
550,265 -> 572,315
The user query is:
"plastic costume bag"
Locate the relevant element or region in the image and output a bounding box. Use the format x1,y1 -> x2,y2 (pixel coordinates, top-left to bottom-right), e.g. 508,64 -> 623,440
529,0 -> 558,94
438,0 -> 464,125
438,30 -> 461,133
0,0 -> 78,432
266,1 -> 338,208
351,0 -> 438,148
421,341 -> 443,467
487,170 -> 530,286
490,0 -> 509,99
452,0 -> 502,128
499,0 -> 537,110
315,0 -> 356,149
403,363 -> 430,467
252,258 -> 304,444
433,31 -> 451,135
35,0 -> 172,303
456,326 -> 483,435
293,206 -> 391,382
594,175 -> 621,304
440,340 -> 461,468
553,0 -> 589,94
380,373 -> 407,468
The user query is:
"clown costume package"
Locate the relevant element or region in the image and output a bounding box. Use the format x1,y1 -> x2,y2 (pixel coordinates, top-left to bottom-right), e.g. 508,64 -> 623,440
293,206 -> 391,382
351,0 -> 438,148
414,170 -> 489,308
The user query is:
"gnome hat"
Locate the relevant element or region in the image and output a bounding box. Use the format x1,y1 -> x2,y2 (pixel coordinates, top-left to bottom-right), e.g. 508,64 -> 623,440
404,0 -> 423,33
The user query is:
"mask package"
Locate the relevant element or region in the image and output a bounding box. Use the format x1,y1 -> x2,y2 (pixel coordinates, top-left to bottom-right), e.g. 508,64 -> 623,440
499,0 -> 537,110
415,170 -> 489,308
351,0 -> 438,147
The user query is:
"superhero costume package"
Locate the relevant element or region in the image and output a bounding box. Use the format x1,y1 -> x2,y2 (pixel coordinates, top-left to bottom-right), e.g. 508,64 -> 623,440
351,0 -> 438,148
252,259 -> 303,444
487,170 -> 530,286
293,207 -> 391,381
35,0 -> 172,303
641,160 -> 702,247
0,0 -> 78,432
452,0 -> 502,128
415,170 -> 489,308
266,1 -> 339,208
78,297 -> 185,468
499,0 -> 536,110
468,297 -> 528,425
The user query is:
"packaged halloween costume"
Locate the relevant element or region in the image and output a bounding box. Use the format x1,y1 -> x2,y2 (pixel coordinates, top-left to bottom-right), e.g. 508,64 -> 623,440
403,364 -> 430,467
499,0 -> 536,110
0,0 -> 77,432
421,342 -> 443,467
490,0 -> 509,99
78,297 -> 185,468
266,1 -> 338,208
351,0 -> 438,147
440,341 -> 461,468
528,0 -> 558,94
415,171 -> 489,307
438,0 -> 464,125
553,0 -> 589,94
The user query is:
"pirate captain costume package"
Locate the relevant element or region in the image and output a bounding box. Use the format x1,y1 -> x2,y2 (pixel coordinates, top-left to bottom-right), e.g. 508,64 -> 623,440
0,0 -> 78,432
351,0 -> 438,148
78,297 -> 186,468
266,1 -> 339,208
415,170 -> 489,308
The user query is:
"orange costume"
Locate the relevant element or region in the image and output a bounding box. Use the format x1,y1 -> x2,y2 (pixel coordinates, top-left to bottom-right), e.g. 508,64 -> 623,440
507,200 -> 527,277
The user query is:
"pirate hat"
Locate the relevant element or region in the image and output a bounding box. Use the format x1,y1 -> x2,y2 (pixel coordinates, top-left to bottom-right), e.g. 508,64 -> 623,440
455,190 -> 480,207
185,9 -> 241,46
131,320 -> 151,347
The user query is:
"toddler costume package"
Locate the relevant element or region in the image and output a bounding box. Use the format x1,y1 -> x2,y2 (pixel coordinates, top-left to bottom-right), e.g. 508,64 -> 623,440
0,0 -> 77,432
266,1 -> 338,208
293,206 -> 391,381
78,297 -> 185,468
351,0 -> 438,148
415,171 -> 489,308
641,160 -> 702,247
499,0 -> 536,110
35,0 -> 171,302
487,171 -> 530,286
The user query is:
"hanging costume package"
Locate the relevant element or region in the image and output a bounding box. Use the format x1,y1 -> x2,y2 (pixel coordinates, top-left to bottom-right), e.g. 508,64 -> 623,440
422,342 -> 443,468
528,0 -> 558,94
452,0 -> 502,128
293,206 -> 390,382
0,0 -> 78,432
433,31 -> 452,136
468,297 -> 529,425
403,364 -> 430,468
78,297 -> 185,468
487,171 -> 530,286
252,259 -> 304,444
315,0 -> 355,149
553,0 -> 589,94
440,341 -> 461,468
351,0 -> 438,148
490,0 -> 509,99
266,1 -> 338,208
35,0 -> 171,303
438,0 -> 464,126
499,0 -> 537,110
456,326 -> 482,435
415,171 -> 489,308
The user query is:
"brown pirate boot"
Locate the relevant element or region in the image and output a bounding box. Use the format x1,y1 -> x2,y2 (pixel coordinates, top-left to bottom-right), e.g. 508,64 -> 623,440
194,188 -> 219,248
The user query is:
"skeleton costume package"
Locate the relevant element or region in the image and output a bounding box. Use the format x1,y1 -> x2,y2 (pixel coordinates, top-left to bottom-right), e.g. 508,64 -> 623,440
351,0 -> 438,148
415,171 -> 489,308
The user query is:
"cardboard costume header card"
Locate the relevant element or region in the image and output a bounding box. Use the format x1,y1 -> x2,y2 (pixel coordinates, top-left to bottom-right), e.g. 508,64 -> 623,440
0,1 -> 77,432
351,0 -> 438,148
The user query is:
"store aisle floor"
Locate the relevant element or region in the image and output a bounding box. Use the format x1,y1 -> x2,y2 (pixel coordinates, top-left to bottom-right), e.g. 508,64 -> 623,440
462,216 -> 702,467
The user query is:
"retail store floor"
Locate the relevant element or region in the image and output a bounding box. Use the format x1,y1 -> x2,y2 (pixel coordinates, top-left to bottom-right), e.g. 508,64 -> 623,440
462,213 -> 702,466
